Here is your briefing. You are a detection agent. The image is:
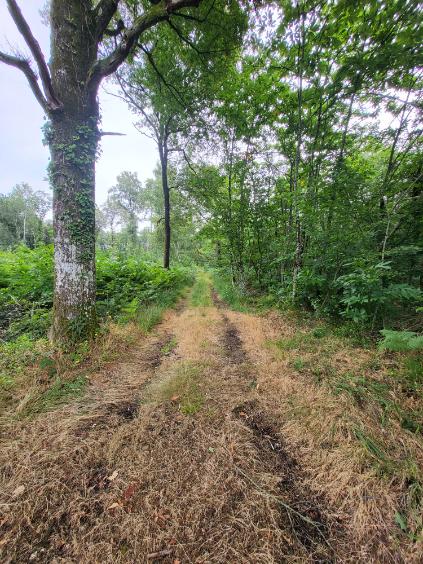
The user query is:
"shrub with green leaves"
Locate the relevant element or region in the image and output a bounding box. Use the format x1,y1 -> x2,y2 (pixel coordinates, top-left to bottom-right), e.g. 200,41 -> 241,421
0,245 -> 54,338
96,252 -> 192,319
335,262 -> 422,324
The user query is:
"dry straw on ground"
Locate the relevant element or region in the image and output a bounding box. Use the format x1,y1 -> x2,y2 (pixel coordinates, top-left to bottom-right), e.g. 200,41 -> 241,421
0,288 -> 421,563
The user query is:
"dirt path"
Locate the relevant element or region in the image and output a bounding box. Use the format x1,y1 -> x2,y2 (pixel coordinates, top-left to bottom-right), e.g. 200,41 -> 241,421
1,282 -> 421,563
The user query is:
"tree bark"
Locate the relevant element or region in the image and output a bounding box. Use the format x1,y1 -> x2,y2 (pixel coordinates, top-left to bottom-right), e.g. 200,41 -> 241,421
327,90 -> 356,231
1,0 -> 203,344
291,10 -> 305,300
49,0 -> 98,342
159,136 -> 171,269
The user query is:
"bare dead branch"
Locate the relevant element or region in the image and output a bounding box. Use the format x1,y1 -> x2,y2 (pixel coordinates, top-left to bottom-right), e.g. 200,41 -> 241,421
0,50 -> 48,112
99,131 -> 126,136
113,73 -> 160,135
6,0 -> 61,110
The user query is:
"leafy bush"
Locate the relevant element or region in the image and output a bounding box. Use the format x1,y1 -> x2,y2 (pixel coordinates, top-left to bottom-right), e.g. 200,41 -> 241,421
211,270 -> 249,311
335,262 -> 422,324
6,310 -> 52,340
399,357 -> 423,397
96,252 -> 192,319
0,335 -> 49,409
0,245 -> 54,336
295,267 -> 329,311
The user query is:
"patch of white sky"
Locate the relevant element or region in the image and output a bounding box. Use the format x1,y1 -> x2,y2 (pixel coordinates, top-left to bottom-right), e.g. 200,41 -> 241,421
0,1 -> 157,205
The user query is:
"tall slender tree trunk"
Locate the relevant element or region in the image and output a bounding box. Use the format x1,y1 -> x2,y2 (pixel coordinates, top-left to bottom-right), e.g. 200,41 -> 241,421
327,90 -> 356,230
159,136 -> 171,269
226,131 -> 236,284
49,0 -> 98,342
378,93 -> 410,260
291,10 -> 305,300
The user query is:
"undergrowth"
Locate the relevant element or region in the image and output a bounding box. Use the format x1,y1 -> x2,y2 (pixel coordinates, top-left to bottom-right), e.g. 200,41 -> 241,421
0,246 -> 194,416
211,270 -> 266,312
0,245 -> 193,340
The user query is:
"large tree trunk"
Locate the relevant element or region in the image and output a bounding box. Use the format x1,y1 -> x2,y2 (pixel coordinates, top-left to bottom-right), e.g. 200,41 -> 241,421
159,137 -> 171,269
49,0 -> 98,343
49,111 -> 98,342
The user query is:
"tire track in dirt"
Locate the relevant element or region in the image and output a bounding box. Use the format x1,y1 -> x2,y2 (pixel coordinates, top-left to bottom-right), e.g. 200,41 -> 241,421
212,289 -> 247,366
212,290 -> 339,562
233,400 -> 336,561
74,331 -> 178,437
225,308 -> 423,563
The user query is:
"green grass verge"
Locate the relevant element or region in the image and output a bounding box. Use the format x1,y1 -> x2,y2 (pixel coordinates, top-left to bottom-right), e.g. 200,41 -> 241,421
211,270 -> 279,313
23,375 -> 87,416
211,270 -> 252,311
190,271 -> 212,307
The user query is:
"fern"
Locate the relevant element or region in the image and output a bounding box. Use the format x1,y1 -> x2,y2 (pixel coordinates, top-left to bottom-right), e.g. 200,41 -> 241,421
378,330 -> 423,352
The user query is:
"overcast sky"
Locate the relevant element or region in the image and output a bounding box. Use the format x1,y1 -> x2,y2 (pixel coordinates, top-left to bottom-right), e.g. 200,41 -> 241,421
0,1 -> 157,204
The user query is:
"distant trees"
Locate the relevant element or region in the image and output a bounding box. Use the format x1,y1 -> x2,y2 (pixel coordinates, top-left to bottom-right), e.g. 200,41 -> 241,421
107,172 -> 145,249
97,170 -> 156,253
95,166 -> 202,264
142,165 -> 203,263
0,183 -> 51,249
117,2 -> 247,267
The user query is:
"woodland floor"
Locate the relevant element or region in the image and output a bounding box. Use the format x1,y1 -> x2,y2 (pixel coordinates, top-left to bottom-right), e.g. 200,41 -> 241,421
0,275 -> 422,563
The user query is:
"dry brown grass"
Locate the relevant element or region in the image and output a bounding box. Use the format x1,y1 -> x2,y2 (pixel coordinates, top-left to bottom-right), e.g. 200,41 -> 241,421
228,309 -> 423,562
0,294 -> 333,562
0,320 -> 146,423
1,287 -> 421,563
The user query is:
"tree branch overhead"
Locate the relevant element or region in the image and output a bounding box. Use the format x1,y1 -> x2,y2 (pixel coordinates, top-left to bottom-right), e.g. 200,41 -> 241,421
6,0 -> 61,111
0,50 -> 49,112
88,0 -> 201,90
